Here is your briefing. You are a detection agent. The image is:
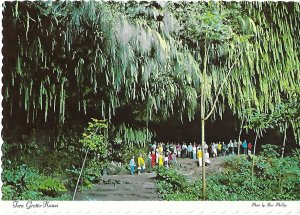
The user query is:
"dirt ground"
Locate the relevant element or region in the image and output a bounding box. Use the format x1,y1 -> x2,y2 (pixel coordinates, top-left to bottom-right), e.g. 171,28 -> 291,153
74,172 -> 161,201
175,156 -> 226,181
74,156 -> 227,201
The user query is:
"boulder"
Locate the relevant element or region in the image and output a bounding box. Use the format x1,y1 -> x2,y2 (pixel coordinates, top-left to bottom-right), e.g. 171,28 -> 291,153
106,162 -> 122,175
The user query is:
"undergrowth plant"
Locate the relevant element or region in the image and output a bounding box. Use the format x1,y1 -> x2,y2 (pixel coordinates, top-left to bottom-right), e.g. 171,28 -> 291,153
155,145 -> 300,201
2,165 -> 70,200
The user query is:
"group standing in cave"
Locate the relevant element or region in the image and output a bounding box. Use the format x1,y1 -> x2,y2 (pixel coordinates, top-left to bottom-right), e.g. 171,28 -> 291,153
129,139 -> 253,175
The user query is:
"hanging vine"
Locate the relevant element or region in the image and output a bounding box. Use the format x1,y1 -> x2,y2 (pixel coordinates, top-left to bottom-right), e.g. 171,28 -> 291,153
3,1 -> 300,144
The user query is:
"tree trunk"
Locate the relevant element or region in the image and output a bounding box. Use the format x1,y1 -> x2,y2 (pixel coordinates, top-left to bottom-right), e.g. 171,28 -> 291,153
251,133 -> 258,186
198,34 -> 239,201
201,117 -> 206,200
200,36 -> 208,201
281,122 -> 287,158
253,133 -> 258,156
73,149 -> 89,201
200,75 -> 206,200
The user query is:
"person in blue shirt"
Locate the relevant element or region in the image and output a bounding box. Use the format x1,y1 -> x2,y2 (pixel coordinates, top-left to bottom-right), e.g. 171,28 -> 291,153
129,156 -> 135,175
187,143 -> 193,159
242,140 -> 248,155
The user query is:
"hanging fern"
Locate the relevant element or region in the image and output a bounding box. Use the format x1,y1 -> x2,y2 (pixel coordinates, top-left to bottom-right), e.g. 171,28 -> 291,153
2,1 -> 300,144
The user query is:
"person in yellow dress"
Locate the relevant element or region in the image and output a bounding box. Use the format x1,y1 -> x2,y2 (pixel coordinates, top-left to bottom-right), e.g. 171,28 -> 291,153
197,148 -> 203,167
217,142 -> 222,157
158,154 -> 164,166
137,154 -> 145,174
158,144 -> 163,154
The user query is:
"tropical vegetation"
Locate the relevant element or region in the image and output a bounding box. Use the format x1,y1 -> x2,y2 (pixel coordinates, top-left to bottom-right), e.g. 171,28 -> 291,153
2,1 -> 299,200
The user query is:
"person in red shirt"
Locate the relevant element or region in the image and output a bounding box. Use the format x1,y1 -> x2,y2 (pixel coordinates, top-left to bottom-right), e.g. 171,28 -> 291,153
151,151 -> 156,168
248,142 -> 253,154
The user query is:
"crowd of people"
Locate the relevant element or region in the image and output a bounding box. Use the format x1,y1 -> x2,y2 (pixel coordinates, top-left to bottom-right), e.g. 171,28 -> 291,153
129,140 -> 253,175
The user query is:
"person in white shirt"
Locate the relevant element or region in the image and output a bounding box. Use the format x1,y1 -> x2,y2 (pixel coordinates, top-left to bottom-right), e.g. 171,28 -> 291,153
173,143 -> 177,155
204,142 -> 208,150
233,140 -> 238,155
152,141 -> 157,152
228,140 -> 234,155
164,155 -> 169,168
192,144 -> 197,160
212,142 -> 218,158
205,151 -> 211,166
238,140 -> 242,155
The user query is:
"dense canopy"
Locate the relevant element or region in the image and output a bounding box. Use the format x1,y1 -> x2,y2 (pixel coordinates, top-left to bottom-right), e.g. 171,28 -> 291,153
3,1 -> 300,144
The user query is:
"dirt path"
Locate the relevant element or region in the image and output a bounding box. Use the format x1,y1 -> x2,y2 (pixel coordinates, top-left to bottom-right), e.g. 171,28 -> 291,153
74,172 -> 161,201
74,156 -> 227,200
175,156 -> 226,182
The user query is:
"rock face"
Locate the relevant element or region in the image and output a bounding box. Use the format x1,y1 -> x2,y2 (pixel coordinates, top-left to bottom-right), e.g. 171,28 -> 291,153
105,162 -> 123,175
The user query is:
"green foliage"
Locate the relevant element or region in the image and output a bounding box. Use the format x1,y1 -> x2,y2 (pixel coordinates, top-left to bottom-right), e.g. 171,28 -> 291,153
270,91 -> 300,143
66,165 -> 93,191
5,138 -> 80,175
155,166 -> 201,200
3,0 -> 300,129
122,145 -> 149,167
2,123 -> 83,175
259,144 -> 280,158
114,124 -> 154,148
243,108 -> 275,135
84,159 -> 104,184
27,176 -> 67,195
212,150 -> 300,200
66,166 -> 81,189
156,167 -> 189,191
3,1 -> 201,125
156,146 -> 300,201
242,88 -> 300,145
2,185 -> 16,200
2,0 -> 300,201
65,119 -> 109,191
80,118 -> 108,152
79,118 -> 109,168
2,165 -> 70,200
